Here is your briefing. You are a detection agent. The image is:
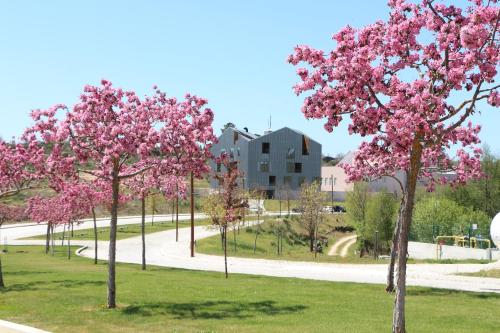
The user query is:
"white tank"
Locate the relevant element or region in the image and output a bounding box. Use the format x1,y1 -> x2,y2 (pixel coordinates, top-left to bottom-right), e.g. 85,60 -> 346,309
491,212 -> 500,248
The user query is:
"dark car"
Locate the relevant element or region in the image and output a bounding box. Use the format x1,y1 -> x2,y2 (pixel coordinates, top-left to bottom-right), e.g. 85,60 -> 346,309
333,205 -> 346,213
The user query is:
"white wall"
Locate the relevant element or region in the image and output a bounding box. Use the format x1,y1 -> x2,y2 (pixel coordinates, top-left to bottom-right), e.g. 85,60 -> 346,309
409,241 -> 500,260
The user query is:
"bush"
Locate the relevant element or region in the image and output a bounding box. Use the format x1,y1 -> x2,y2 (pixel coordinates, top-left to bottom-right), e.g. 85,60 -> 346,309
411,196 -> 491,243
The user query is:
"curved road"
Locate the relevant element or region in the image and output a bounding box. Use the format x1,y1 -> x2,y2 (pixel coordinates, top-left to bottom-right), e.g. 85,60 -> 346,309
3,214 -> 500,294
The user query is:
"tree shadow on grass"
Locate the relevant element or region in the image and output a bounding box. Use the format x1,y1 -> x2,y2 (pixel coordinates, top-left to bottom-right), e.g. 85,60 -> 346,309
121,300 -> 307,320
407,287 -> 500,300
0,279 -> 105,293
4,270 -> 52,276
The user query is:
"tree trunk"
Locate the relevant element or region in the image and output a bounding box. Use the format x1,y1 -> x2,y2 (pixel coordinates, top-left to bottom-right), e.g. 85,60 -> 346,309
171,200 -> 174,224
224,226 -> 228,279
67,225 -> 71,260
233,223 -> 237,252
151,197 -> 155,226
141,196 -> 146,270
92,208 -> 98,265
309,233 -> 314,252
392,142 -> 422,333
386,204 -> 403,292
45,223 -> 50,254
175,185 -> 179,242
253,210 -> 260,253
61,224 -> 66,246
51,225 -> 55,256
279,200 -> 282,217
107,171 -> 120,309
71,222 -> 74,237
0,255 -> 5,288
190,172 -> 195,257
253,229 -> 259,254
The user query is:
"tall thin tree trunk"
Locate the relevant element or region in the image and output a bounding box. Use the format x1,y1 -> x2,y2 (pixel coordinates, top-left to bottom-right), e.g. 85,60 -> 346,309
67,224 -> 71,260
253,210 -> 260,253
92,208 -> 98,265
151,196 -> 154,226
141,195 -> 146,271
175,185 -> 179,242
171,200 -> 174,224
51,225 -> 55,256
71,222 -> 74,237
233,223 -> 237,252
387,204 -> 403,292
45,223 -> 50,254
190,172 -> 195,257
61,224 -> 66,246
224,226 -> 228,279
0,256 -> 5,288
107,170 -> 120,309
392,142 -> 422,333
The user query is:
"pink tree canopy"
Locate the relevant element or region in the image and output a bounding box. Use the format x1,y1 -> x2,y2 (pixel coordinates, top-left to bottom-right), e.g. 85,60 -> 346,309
289,0 -> 499,188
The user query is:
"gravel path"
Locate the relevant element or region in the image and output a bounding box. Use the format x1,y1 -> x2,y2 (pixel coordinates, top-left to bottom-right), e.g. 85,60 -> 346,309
328,234 -> 357,257
3,215 -> 500,294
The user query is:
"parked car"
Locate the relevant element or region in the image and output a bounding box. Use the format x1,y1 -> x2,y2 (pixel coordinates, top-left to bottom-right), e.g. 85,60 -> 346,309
322,206 -> 333,213
333,205 -> 346,213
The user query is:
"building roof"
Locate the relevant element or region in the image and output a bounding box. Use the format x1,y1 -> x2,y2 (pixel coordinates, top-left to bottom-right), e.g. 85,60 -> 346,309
338,151 -> 355,165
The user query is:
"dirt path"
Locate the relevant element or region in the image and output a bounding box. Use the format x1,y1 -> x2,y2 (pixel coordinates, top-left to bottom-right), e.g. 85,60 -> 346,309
328,234 -> 357,257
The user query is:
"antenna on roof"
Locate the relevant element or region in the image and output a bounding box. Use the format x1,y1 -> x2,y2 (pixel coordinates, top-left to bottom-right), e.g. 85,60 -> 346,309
264,116 -> 273,135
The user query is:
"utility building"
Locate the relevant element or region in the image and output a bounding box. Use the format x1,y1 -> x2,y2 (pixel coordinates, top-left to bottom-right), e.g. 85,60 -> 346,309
210,126 -> 322,198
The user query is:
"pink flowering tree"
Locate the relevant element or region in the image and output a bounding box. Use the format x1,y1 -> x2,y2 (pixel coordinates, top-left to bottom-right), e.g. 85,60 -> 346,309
213,156 -> 248,278
124,167 -> 159,270
155,90 -> 217,245
0,140 -> 45,199
30,80 -> 216,309
288,1 -> 499,331
159,174 -> 187,227
0,204 -> 26,288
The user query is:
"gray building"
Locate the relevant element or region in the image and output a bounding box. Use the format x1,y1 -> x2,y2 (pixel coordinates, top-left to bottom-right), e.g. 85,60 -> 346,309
210,126 -> 322,198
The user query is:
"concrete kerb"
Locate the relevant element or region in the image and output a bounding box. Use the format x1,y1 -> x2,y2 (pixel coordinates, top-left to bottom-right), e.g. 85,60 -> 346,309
0,319 -> 51,333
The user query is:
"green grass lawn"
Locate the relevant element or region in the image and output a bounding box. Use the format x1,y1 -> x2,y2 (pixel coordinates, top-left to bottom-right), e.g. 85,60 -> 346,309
263,199 -> 299,212
24,219 -> 212,241
197,217 -> 383,264
1,246 -> 499,333
462,269 -> 500,278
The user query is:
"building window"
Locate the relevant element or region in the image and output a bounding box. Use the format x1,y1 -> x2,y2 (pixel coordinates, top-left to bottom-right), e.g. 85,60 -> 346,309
329,177 -> 333,186
298,177 -> 306,186
216,163 -> 221,172
287,147 -> 295,159
302,135 -> 310,155
262,142 -> 270,154
230,148 -> 234,158
237,148 -> 240,156
286,162 -> 294,173
334,177 -> 337,186
283,176 -> 292,186
233,132 -> 239,144
259,161 -> 269,172
294,163 -> 302,173
269,175 -> 276,186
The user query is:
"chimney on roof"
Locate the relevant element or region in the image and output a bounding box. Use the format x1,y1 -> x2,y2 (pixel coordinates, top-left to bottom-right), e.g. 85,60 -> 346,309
243,127 -> 248,132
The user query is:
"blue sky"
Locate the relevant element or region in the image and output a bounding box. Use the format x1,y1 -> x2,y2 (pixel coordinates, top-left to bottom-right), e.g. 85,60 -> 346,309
1,0 -> 498,156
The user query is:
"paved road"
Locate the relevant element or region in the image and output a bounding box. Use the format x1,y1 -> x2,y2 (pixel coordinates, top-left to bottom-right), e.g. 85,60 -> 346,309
3,215 -> 500,294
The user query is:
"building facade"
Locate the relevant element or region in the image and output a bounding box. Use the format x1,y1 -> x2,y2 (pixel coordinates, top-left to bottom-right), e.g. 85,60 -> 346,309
210,126 -> 322,198
321,151 -> 456,201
